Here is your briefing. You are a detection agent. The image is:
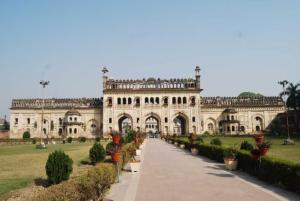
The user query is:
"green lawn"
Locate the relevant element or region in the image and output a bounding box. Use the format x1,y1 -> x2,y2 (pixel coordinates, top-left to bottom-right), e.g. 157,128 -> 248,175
0,142 -> 106,199
199,136 -> 300,164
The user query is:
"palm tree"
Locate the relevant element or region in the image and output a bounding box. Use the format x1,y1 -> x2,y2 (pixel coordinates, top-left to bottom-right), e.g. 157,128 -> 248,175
280,82 -> 300,135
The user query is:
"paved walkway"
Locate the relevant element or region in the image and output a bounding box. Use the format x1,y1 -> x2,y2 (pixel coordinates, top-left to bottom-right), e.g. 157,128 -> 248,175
108,139 -> 300,201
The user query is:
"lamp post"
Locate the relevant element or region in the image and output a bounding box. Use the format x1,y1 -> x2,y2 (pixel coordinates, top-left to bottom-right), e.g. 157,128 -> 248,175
278,80 -> 290,139
39,80 -> 50,147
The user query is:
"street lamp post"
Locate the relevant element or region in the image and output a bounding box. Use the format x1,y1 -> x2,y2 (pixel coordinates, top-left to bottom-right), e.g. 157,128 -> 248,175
278,80 -> 290,140
39,80 -> 50,147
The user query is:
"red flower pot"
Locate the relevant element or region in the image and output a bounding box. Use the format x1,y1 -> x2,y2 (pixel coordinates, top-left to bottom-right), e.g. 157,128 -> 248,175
112,135 -> 121,145
111,152 -> 120,162
253,135 -> 264,144
260,148 -> 269,156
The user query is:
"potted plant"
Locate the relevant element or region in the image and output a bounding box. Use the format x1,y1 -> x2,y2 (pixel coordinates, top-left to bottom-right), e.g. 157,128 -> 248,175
223,147 -> 238,170
109,145 -> 121,163
111,131 -> 121,145
251,149 -> 261,160
188,133 -> 198,155
253,133 -> 264,144
258,141 -> 271,156
128,145 -> 141,172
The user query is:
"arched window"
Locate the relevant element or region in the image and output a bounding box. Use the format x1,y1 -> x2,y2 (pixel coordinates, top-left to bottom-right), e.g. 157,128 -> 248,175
172,97 -> 176,104
128,97 -> 132,104
74,117 -> 77,122
183,97 -> 187,104
178,97 -> 182,104
232,126 -> 235,132
145,97 -> 149,104
231,115 -> 234,120
136,97 -> 140,105
123,97 -> 127,104
117,98 -> 121,105
69,117 -> 72,121
227,116 -> 230,121
150,97 -> 154,104
59,118 -> 63,125
58,128 -> 63,135
155,97 -> 159,104
163,97 -> 168,105
190,97 -> 196,105
74,128 -> 77,134
69,128 -> 72,134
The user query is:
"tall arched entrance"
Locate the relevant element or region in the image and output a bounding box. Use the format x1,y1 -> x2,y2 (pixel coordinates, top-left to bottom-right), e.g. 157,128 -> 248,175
173,113 -> 189,135
118,114 -> 133,135
144,113 -> 161,135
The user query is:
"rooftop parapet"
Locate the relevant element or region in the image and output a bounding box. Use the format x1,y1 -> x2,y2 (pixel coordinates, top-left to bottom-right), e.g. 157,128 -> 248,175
104,77 -> 199,91
11,98 -> 103,109
201,96 -> 284,107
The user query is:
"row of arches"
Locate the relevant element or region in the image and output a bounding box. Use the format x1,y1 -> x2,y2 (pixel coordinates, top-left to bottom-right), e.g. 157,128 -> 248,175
116,113 -> 189,135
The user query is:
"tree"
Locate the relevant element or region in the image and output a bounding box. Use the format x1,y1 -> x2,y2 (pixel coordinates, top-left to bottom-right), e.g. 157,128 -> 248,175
89,143 -> 106,164
238,92 -> 263,97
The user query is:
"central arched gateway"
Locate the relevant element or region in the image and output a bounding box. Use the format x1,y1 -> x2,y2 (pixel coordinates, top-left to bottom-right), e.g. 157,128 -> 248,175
173,113 -> 189,135
118,113 -> 133,135
144,113 -> 161,134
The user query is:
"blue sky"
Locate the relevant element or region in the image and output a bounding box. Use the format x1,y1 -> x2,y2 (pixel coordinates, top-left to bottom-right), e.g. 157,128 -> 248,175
1,0 -> 300,118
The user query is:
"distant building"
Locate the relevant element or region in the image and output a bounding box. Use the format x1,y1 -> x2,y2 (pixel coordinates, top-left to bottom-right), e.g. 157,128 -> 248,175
10,67 -> 284,139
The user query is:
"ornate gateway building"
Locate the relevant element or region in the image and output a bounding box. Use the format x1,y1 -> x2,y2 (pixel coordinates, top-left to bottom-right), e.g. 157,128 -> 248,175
10,67 -> 284,138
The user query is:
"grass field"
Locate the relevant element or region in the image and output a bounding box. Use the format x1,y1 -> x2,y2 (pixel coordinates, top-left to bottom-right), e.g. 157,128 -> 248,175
0,142 -> 105,199
198,136 -> 300,164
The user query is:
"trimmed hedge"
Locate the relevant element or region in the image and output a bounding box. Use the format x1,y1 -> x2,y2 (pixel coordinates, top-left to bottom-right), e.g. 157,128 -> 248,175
171,138 -> 300,194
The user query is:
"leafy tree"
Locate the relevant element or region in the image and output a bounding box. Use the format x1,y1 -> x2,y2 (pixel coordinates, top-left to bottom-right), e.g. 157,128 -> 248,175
238,92 -> 263,97
45,150 -> 73,184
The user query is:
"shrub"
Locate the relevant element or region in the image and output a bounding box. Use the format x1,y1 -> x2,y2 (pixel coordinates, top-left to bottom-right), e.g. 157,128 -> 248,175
45,150 -> 73,184
89,143 -> 106,164
126,130 -> 136,143
32,138 -> 37,144
196,136 -> 204,143
105,141 -> 114,155
95,137 -> 101,142
67,137 -> 72,143
210,138 -> 222,146
240,140 -> 254,151
22,131 -> 30,140
79,137 -> 86,143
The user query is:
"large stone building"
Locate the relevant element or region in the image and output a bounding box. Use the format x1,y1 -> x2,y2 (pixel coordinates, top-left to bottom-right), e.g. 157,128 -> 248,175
10,67 -> 284,138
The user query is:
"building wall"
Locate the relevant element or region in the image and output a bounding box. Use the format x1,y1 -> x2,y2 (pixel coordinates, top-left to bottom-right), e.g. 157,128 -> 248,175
103,91 -> 201,136
10,108 -> 102,139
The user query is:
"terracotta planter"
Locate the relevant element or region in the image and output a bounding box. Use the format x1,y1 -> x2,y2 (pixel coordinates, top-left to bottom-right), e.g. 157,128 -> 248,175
112,135 -> 121,145
130,160 -> 141,172
111,152 -> 120,162
224,158 -> 238,170
136,149 -> 142,156
260,148 -> 269,156
191,148 -> 199,155
253,135 -> 264,144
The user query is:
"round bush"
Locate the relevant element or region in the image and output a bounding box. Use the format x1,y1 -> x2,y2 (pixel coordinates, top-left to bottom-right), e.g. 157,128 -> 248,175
67,137 -> 72,143
89,143 -> 106,164
240,140 -> 254,151
210,138 -> 222,146
45,150 -> 73,184
23,131 -> 31,140
32,138 -> 37,144
106,141 -> 114,155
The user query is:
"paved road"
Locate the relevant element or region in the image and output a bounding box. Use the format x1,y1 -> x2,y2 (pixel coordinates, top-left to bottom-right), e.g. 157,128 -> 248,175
134,139 -> 298,201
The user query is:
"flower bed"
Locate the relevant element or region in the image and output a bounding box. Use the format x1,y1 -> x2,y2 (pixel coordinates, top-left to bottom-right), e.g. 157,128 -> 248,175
169,138 -> 300,194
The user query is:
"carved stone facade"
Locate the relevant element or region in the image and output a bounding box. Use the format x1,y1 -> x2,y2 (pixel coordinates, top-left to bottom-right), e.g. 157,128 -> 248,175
10,67 -> 285,138
10,98 -> 103,138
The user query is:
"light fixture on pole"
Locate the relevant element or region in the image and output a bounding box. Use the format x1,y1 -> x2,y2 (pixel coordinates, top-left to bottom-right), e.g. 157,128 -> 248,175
278,80 -> 290,140
37,80 -> 50,149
